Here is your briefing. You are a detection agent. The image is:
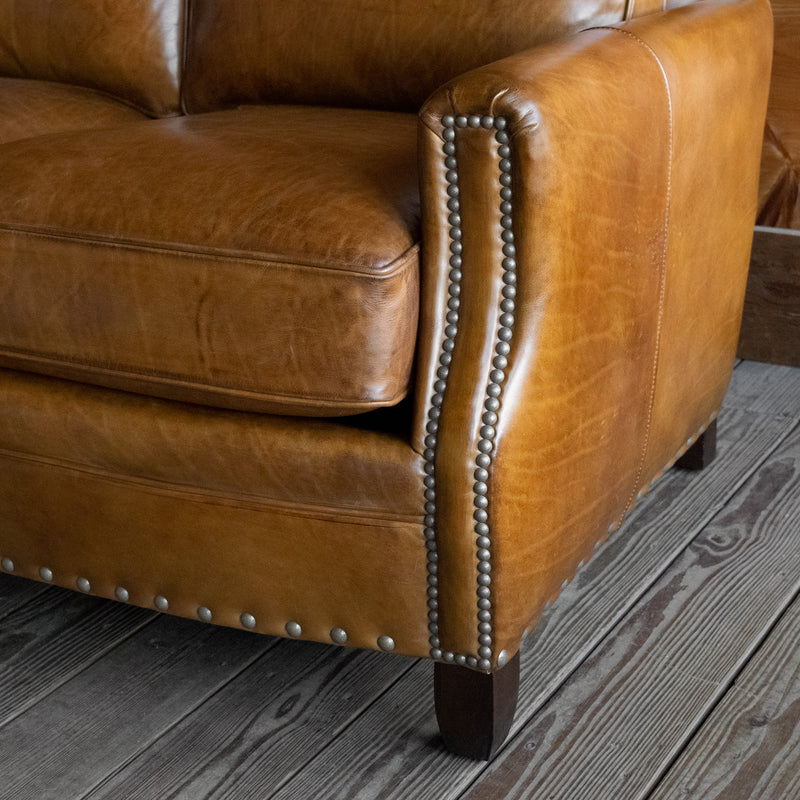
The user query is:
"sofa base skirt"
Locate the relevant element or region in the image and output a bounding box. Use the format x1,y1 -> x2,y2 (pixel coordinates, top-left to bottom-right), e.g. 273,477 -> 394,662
0,368 -> 431,658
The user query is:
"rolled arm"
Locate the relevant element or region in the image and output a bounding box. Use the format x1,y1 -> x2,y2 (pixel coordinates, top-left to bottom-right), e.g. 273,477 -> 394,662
413,0 -> 773,666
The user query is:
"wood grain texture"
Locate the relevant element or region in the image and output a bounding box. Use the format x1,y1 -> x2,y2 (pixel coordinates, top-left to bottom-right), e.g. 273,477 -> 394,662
268,408 -> 795,800
84,642 -> 414,800
0,614 -> 277,800
737,229 -> 800,368
0,586 -> 154,725
650,593 -> 800,800
724,359 -> 800,418
459,423 -> 800,800
0,572 -> 49,622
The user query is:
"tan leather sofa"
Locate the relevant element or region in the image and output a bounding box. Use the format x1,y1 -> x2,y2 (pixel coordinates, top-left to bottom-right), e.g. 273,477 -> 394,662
0,0 -> 772,759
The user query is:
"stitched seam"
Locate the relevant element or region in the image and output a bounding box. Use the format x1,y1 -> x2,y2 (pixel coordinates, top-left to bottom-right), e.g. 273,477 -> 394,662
595,27 -> 674,522
0,347 -> 409,409
0,223 -> 421,279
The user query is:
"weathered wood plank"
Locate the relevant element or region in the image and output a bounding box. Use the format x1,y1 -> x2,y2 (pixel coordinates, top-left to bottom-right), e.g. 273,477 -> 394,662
724,359 -> 800,419
0,614 -> 278,800
0,586 -> 154,725
0,572 -> 50,622
83,642 -> 414,800
649,593 -> 800,800
737,228 -> 800,368
266,410 -> 795,800
457,422 -> 800,800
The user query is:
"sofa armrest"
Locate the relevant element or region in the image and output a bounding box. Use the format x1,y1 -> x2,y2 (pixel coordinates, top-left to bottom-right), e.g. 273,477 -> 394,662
414,0 -> 773,666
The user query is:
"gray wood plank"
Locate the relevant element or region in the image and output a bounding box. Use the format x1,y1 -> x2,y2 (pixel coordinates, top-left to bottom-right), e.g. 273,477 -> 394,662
0,572 -> 50,622
457,420 -> 800,800
266,409 -> 796,800
724,360 -> 800,418
0,614 -> 278,800
737,228 -> 800,368
83,643 -> 415,800
649,593 -> 800,800
0,586 -> 154,725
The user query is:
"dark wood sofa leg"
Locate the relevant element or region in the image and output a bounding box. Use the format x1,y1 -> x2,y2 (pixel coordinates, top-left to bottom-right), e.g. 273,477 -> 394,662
676,417 -> 717,471
434,651 -> 520,760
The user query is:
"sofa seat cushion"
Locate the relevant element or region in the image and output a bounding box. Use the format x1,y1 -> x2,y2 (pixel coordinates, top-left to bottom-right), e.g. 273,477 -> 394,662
0,106 -> 421,416
0,78 -> 149,144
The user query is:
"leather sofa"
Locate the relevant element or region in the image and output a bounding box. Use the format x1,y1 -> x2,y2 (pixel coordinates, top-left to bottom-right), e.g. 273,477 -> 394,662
0,0 -> 772,759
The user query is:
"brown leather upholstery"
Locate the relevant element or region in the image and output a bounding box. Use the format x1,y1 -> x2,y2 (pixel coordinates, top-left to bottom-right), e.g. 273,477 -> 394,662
183,0 -> 634,113
0,106 -> 420,415
0,0 -> 772,686
0,78 -> 148,144
0,0 -> 185,117
0,368 -> 430,655
757,0 -> 800,229
417,0 -> 772,657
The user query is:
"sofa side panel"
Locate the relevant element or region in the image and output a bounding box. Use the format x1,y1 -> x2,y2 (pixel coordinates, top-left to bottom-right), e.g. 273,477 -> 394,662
629,0 -> 773,486
0,0 -> 185,116
416,0 -> 772,665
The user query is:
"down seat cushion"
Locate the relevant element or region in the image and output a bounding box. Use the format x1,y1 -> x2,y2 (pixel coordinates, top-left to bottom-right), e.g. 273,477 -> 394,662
0,105 -> 421,416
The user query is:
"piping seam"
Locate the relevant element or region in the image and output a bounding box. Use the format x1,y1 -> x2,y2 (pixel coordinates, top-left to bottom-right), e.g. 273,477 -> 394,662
594,27 -> 674,523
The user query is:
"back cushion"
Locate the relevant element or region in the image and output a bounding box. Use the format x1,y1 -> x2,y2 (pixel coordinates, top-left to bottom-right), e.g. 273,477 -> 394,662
0,0 -> 185,117
183,0 -> 632,113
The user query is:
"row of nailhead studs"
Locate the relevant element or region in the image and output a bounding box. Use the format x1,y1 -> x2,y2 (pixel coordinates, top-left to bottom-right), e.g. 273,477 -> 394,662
423,113 -> 512,673
0,559 -> 396,651
477,114 -> 515,673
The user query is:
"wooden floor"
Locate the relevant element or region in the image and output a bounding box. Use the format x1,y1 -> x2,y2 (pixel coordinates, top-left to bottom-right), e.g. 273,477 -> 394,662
1,360 -> 799,800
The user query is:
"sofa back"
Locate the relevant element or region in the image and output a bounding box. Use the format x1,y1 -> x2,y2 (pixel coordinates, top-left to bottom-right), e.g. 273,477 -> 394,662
182,0 -> 641,113
0,0 -> 185,117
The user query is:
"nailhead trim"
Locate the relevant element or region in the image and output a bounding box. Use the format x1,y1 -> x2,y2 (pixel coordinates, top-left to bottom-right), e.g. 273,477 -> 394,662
0,561 -> 392,653
424,114 -> 512,672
